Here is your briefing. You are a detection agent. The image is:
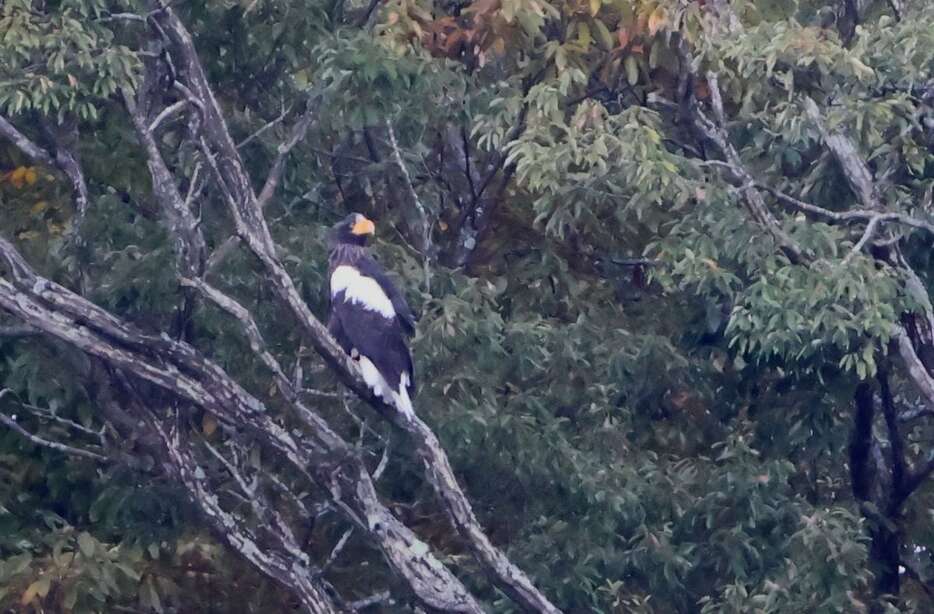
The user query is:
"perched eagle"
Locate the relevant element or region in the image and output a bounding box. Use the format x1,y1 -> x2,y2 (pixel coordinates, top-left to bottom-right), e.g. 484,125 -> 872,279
327,213 -> 416,416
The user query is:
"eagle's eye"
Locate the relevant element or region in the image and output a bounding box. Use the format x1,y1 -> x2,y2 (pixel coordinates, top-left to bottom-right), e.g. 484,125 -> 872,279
351,215 -> 376,236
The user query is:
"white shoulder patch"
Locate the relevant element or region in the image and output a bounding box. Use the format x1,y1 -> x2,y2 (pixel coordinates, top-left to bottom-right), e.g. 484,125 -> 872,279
331,265 -> 395,318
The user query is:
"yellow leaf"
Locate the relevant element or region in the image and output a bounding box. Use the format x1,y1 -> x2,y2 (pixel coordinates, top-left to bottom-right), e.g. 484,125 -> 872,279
21,582 -> 40,606
10,166 -> 27,189
20,577 -> 50,606
387,11 -> 399,25
24,167 -> 38,185
589,0 -> 600,17
31,201 -> 49,215
648,6 -> 667,35
438,220 -> 449,231
202,414 -> 218,436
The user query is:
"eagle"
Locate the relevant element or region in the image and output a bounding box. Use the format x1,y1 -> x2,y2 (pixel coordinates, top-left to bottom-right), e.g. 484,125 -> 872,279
327,213 -> 416,416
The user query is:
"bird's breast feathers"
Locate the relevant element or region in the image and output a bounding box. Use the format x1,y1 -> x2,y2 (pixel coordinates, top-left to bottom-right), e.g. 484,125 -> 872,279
330,265 -> 395,318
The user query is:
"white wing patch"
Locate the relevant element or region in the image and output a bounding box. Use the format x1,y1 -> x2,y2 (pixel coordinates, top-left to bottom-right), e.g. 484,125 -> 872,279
395,372 -> 414,416
358,355 -> 415,417
331,265 -> 395,318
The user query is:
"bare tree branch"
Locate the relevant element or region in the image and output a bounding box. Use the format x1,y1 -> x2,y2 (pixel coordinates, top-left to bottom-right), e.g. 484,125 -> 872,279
1,115 -> 91,228
143,408 -> 340,614
148,99 -> 189,133
804,97 -> 878,210
123,89 -> 207,277
759,185 -> 934,235
844,214 -> 884,264
257,101 -> 317,209
0,391 -> 107,461
386,119 -> 433,289
896,328 -> 934,409
687,70 -> 806,264
0,115 -> 55,166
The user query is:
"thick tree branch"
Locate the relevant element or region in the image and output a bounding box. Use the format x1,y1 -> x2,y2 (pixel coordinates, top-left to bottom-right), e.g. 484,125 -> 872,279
804,97 -> 878,210
895,328 -> 934,409
0,115 -> 55,166
143,408 -> 340,614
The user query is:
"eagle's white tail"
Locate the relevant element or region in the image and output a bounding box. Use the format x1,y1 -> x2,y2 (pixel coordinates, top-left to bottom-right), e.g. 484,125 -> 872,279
392,373 -> 415,417
358,356 -> 414,417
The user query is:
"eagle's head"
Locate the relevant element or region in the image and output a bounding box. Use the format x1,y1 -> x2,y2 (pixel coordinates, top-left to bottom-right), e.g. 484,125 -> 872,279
329,213 -> 375,247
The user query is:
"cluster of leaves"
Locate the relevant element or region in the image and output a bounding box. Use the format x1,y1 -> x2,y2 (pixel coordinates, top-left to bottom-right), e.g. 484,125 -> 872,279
0,0 -> 140,119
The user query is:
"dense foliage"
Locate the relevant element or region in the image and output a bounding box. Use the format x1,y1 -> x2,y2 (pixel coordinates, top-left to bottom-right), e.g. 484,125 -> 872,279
1,0 -> 933,611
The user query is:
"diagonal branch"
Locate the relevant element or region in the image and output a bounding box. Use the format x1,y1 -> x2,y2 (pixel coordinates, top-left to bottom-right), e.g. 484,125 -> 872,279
0,115 -> 55,166
804,97 -> 878,210
895,328 -> 934,409
0,390 -> 107,461
691,71 -> 806,264
257,101 -> 318,209
123,89 -> 207,277
141,407 -> 339,614
1,115 -> 91,228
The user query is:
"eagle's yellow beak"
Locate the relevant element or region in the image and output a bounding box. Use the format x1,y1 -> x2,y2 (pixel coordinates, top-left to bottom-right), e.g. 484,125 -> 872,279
351,216 -> 376,236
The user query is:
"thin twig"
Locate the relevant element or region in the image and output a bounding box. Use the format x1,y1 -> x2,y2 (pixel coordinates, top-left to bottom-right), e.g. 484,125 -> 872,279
0,409 -> 107,462
322,528 -> 353,572
237,103 -> 292,150
148,99 -> 189,133
386,119 -> 433,289
843,214 -> 883,264
202,437 -> 255,496
18,402 -> 103,439
349,591 -> 392,610
758,185 -> 934,234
